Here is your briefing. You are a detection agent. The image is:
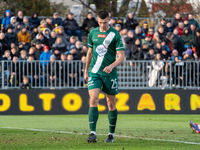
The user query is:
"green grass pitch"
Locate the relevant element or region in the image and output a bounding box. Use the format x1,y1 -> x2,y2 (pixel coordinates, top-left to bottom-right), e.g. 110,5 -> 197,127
0,115 -> 200,150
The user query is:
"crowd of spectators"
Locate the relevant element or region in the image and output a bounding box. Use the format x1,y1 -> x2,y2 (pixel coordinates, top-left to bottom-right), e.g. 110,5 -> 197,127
0,9 -> 199,88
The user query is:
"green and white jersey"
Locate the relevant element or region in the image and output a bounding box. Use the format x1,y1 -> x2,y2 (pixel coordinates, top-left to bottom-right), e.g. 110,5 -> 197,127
87,27 -> 124,76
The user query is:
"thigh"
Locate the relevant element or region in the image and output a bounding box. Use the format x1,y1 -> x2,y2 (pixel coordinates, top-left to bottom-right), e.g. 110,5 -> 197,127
88,72 -> 102,91
102,76 -> 118,95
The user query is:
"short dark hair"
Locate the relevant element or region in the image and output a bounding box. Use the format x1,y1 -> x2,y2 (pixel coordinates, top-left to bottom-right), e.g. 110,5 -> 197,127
97,11 -> 109,19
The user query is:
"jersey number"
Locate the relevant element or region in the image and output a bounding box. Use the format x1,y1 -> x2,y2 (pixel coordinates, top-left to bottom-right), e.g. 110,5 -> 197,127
111,79 -> 117,89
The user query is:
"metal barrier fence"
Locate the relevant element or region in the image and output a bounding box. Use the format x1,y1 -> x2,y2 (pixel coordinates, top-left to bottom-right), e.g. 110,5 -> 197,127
0,60 -> 199,90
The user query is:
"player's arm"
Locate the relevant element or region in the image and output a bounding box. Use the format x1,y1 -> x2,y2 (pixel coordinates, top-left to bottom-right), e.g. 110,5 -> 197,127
103,50 -> 124,74
84,47 -> 93,82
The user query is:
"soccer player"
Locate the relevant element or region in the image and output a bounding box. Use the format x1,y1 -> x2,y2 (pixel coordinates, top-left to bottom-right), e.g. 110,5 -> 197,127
189,120 -> 200,133
84,11 -> 125,143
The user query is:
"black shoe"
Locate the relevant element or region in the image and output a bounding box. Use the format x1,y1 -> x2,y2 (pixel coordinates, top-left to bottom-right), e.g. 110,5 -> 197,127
86,133 -> 97,142
104,134 -> 114,143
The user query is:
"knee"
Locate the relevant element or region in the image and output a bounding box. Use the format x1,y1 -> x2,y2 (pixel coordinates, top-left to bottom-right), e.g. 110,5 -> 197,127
90,96 -> 98,107
107,100 -> 116,111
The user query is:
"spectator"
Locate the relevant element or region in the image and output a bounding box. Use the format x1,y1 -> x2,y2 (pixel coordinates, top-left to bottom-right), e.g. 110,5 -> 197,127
6,17 -> 17,31
53,49 -> 60,60
80,55 -> 86,85
194,29 -> 200,54
14,22 -> 21,34
173,28 -> 179,36
188,14 -> 199,29
5,26 -> 18,49
30,26 -> 38,41
120,28 -> 128,46
116,18 -> 124,29
0,33 -> 8,56
153,32 -> 161,43
2,10 -> 12,28
82,12 -> 99,33
181,28 -> 193,47
141,22 -> 148,35
155,18 -> 166,33
161,40 -> 170,53
46,18 -> 54,31
57,26 -> 69,47
172,13 -> 183,29
17,26 -> 30,51
18,50 -> 27,61
189,24 -> 196,39
70,45 -> 80,60
38,20 -> 46,33
158,26 -> 167,42
115,24 -> 121,32
75,41 -> 82,52
20,76 -> 31,89
60,53 -> 67,85
42,28 -> 51,39
8,56 -> 21,86
167,32 -> 185,56
138,42 -> 149,60
147,28 -> 154,39
148,53 -> 164,87
21,16 -> 31,31
36,32 -> 50,48
164,21 -> 173,33
66,53 -> 77,86
144,48 -> 155,60
154,42 -> 162,54
28,47 -> 37,60
66,36 -> 76,51
135,26 -> 144,41
29,12 -> 40,29
124,30 -> 135,59
10,47 -> 19,59
176,22 -> 184,37
39,45 -> 51,68
124,13 -> 138,32
161,47 -> 170,60
0,24 -> 6,33
52,13 -> 63,27
79,45 -> 88,58
52,36 -> 66,54
49,31 -> 57,49
193,52 -> 200,61
16,11 -> 23,24
183,17 -> 189,29
171,49 -> 182,61
35,41 -> 43,60
110,17 -> 116,27
63,12 -> 82,42
131,38 -> 141,60
1,50 -> 11,69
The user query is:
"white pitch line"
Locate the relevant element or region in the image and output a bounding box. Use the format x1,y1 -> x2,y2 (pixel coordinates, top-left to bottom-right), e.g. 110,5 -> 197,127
1,127 -> 200,145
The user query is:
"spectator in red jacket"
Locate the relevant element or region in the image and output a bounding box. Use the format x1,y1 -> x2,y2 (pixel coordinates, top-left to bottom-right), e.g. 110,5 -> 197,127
176,22 -> 184,37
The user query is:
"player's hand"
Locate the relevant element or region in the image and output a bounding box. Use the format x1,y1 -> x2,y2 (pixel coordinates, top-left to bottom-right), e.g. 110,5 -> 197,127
84,71 -> 88,82
103,66 -> 113,74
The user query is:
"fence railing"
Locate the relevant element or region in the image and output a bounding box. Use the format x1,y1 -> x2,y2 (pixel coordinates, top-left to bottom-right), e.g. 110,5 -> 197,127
0,60 -> 199,90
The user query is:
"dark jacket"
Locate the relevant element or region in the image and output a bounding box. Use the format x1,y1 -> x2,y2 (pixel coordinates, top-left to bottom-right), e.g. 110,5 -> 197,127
131,44 -> 141,60
81,17 -> 99,33
30,31 -> 38,41
181,29 -> 194,46
171,34 -> 185,56
49,36 -> 56,49
194,35 -> 200,53
52,42 -> 66,53
52,18 -> 63,27
154,46 -> 162,54
46,23 -> 54,31
144,52 -> 155,60
63,17 -> 80,31
44,61 -> 60,77
135,33 -> 144,41
29,12 -> 40,28
124,37 -> 135,50
172,18 -> 183,29
0,38 -> 8,56
5,32 -> 18,47
35,47 -> 43,60
138,48 -> 149,60
23,61 -> 39,76
17,16 -> 23,24
124,17 -> 138,30
20,83 -> 31,89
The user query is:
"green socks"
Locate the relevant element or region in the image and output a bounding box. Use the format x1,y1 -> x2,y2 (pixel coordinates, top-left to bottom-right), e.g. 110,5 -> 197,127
108,109 -> 118,133
88,107 -> 99,132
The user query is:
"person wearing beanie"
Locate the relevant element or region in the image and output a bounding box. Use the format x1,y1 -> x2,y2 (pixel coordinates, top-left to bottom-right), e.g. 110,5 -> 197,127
39,45 -> 51,68
183,17 -> 190,29
29,12 -> 40,29
6,16 -> 17,31
171,49 -> 182,61
164,21 -> 174,33
2,10 -> 12,28
70,45 -> 80,60
52,13 -> 63,27
181,28 -> 193,47
17,26 -> 30,51
141,22 -> 148,35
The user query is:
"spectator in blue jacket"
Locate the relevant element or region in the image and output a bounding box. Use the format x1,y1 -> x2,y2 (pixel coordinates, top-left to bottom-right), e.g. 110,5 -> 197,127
52,13 -> 63,27
39,45 -> 51,68
2,10 -> 12,28
63,12 -> 82,42
29,12 -> 40,29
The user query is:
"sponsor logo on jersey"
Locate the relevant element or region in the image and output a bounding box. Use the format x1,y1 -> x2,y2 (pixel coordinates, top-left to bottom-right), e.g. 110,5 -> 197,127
96,44 -> 107,57
93,39 -> 98,41
97,34 -> 106,38
104,40 -> 110,45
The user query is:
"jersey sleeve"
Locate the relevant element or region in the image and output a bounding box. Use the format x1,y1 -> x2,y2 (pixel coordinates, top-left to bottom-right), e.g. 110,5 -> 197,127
115,32 -> 125,51
87,31 -> 93,48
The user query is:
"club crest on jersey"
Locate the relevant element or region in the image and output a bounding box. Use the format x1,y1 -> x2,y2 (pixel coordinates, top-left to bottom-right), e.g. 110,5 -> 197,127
95,44 -> 107,57
97,34 -> 106,38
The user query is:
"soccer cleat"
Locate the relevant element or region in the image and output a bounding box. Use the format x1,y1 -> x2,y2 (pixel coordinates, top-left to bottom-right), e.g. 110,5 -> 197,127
104,134 -> 114,143
189,120 -> 200,133
86,133 -> 97,142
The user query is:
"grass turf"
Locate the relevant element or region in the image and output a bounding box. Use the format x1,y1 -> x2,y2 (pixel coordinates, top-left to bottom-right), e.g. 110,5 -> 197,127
0,115 -> 200,150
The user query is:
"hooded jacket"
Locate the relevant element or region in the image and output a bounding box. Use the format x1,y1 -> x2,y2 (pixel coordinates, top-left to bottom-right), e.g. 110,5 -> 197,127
171,34 -> 185,56
39,51 -> 51,67
63,17 -> 80,31
181,28 -> 193,46
42,28 -> 51,39
17,30 -> 30,44
2,10 -> 11,27
5,31 -> 18,47
29,12 -> 40,28
81,17 -> 99,33
13,22 -> 21,34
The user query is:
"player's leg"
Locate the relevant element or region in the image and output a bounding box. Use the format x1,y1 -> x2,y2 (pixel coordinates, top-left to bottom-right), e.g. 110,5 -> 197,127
189,120 -> 200,133
105,94 -> 117,142
86,88 -> 100,142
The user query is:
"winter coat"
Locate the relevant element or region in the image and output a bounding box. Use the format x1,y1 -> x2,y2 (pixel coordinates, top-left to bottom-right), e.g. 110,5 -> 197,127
0,38 -> 8,56
144,52 -> 155,60
124,37 -> 135,50
44,61 -> 60,77
138,48 -> 149,60
124,17 -> 138,30
176,27 -> 184,37
2,10 -> 11,28
82,17 -> 99,33
63,17 -> 80,31
52,42 -> 66,53
194,35 -> 200,53
17,31 -> 30,44
30,31 -> 38,41
171,34 -> 185,56
135,33 -> 144,41
131,44 -> 141,60
148,60 -> 164,87
49,37 -> 56,49
155,24 -> 166,33
5,32 -> 18,47
35,47 -> 43,60
29,12 -> 40,28
39,51 -> 51,67
46,23 -> 54,31
172,18 -> 183,29
23,61 -> 39,76
181,30 -> 194,46
13,22 -> 21,34
56,33 -> 69,47
188,19 -> 199,28
42,28 -> 51,39
35,35 -> 50,47
16,16 -> 23,24
52,18 -> 63,27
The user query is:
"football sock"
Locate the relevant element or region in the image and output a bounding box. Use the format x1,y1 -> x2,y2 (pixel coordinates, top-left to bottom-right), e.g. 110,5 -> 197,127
88,107 -> 99,132
90,131 -> 96,135
108,109 -> 118,134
